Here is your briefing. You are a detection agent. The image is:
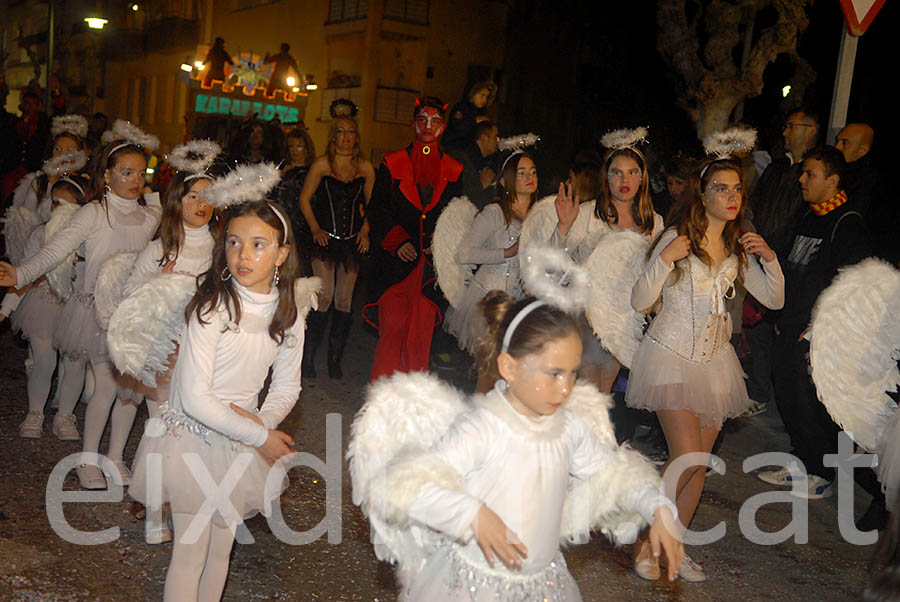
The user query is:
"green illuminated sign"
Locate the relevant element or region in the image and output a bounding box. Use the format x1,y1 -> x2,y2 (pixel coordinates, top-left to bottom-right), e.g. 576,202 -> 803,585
194,93 -> 300,122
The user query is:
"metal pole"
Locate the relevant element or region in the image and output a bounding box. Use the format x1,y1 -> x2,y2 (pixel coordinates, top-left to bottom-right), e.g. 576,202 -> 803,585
45,0 -> 55,114
827,22 -> 858,144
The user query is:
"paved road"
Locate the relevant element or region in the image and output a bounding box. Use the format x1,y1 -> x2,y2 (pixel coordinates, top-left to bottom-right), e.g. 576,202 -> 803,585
0,316 -> 879,601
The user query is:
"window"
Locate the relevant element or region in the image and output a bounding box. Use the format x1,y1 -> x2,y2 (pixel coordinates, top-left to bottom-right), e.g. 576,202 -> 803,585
383,0 -> 429,24
374,86 -> 418,124
327,0 -> 368,22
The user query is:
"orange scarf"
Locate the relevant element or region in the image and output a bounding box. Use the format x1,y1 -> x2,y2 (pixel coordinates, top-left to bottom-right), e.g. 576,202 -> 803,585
809,190 -> 847,217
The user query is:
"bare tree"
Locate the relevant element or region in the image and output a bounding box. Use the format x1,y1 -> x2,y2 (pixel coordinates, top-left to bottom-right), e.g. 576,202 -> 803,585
658,0 -> 814,139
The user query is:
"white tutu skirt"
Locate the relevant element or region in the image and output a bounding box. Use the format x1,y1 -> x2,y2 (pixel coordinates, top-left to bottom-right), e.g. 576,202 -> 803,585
129,414 -> 288,527
406,547 -> 581,602
53,295 -> 108,362
625,338 -> 751,429
11,283 -> 63,343
444,280 -> 491,354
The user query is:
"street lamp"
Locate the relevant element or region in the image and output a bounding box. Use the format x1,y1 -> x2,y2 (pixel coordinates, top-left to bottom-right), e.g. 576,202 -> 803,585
194,61 -> 205,70
180,63 -> 193,72
286,76 -> 296,87
84,17 -> 108,29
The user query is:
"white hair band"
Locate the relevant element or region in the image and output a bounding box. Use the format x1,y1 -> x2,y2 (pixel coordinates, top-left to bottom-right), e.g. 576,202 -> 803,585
500,300 -> 546,354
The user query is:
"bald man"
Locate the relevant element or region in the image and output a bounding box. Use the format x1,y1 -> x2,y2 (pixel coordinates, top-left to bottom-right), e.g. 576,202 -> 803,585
835,122 -> 895,262
835,123 -> 874,163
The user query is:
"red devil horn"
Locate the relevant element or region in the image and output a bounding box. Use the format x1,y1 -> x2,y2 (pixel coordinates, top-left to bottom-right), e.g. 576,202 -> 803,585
414,97 -> 422,107
442,104 -> 448,111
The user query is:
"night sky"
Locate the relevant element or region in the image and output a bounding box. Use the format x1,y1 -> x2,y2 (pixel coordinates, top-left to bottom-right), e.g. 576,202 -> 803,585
496,0 -> 892,184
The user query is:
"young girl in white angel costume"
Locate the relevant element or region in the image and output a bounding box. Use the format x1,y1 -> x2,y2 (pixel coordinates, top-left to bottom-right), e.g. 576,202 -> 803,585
128,163 -> 319,602
519,127 -> 665,393
350,248 -> 683,601
438,143 -> 537,391
0,120 -> 162,490
1,172 -> 87,438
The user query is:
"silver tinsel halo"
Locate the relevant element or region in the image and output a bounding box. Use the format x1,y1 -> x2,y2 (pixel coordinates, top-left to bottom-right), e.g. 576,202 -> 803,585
202,162 -> 281,209
167,139 -> 222,176
103,119 -> 160,152
42,150 -> 88,177
51,114 -> 88,139
498,132 -> 540,152
703,127 -> 758,160
601,126 -> 649,150
520,244 -> 591,314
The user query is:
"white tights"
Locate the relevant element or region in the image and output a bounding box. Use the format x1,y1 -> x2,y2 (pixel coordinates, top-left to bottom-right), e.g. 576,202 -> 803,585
25,334 -> 58,414
65,357 -> 137,464
164,512 -> 235,602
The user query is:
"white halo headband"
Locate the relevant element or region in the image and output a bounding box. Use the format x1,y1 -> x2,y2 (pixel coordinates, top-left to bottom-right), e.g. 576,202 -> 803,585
56,175 -> 86,199
168,140 -> 222,181
601,126 -> 649,151
267,202 -> 290,245
103,119 -> 160,156
700,127 -> 758,178
51,114 -> 88,139
500,300 -> 546,354
498,132 -> 541,175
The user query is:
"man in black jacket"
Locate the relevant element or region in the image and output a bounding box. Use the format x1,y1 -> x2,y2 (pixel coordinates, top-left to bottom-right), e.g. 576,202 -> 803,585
758,146 -> 871,501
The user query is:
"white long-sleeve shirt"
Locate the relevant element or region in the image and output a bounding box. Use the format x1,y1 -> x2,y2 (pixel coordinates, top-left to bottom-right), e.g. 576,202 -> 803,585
15,192 -> 160,293
124,224 -> 215,296
169,282 -> 305,448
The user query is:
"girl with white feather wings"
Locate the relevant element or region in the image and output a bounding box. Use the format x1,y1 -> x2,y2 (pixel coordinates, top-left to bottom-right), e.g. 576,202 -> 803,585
2,175 -> 86,439
519,127 -> 665,394
437,143 -> 538,391
626,130 -> 784,582
350,248 -> 683,601
0,120 -> 162,491
127,163 -> 319,602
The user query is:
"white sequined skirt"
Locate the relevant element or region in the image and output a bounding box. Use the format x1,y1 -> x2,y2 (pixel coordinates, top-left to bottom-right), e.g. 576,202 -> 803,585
129,408 -> 288,527
625,337 -> 751,429
405,547 -> 581,602
11,283 -> 63,343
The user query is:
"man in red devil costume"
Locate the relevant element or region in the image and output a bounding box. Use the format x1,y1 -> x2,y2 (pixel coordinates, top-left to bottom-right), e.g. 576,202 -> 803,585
365,96 -> 463,381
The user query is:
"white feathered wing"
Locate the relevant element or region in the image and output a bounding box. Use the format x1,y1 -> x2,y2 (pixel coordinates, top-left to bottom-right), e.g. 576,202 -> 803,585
94,252 -> 138,329
348,371 -> 469,591
809,258 -> 900,454
433,197 -> 478,308
3,206 -> 42,265
584,230 -> 649,368
43,202 -> 79,300
518,194 -> 558,251
107,272 -> 196,387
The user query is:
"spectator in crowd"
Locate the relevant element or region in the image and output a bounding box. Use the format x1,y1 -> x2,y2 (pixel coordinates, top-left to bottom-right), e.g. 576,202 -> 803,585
447,120 -> 498,209
757,145 -> 871,500
836,122 -> 895,263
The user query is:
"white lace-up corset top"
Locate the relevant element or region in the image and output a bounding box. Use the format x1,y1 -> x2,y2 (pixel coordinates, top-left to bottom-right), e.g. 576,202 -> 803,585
646,254 -> 737,363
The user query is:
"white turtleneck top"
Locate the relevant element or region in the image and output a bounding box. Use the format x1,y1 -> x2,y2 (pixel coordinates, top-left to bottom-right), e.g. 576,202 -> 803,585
169,281 -> 305,448
124,224 -> 215,296
15,192 -> 161,293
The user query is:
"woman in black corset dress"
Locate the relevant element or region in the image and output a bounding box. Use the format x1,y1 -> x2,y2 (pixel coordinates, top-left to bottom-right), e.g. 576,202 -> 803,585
298,99 -> 375,378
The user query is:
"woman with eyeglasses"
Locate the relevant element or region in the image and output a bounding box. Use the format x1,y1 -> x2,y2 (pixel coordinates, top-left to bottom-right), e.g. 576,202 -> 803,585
626,155 -> 784,582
